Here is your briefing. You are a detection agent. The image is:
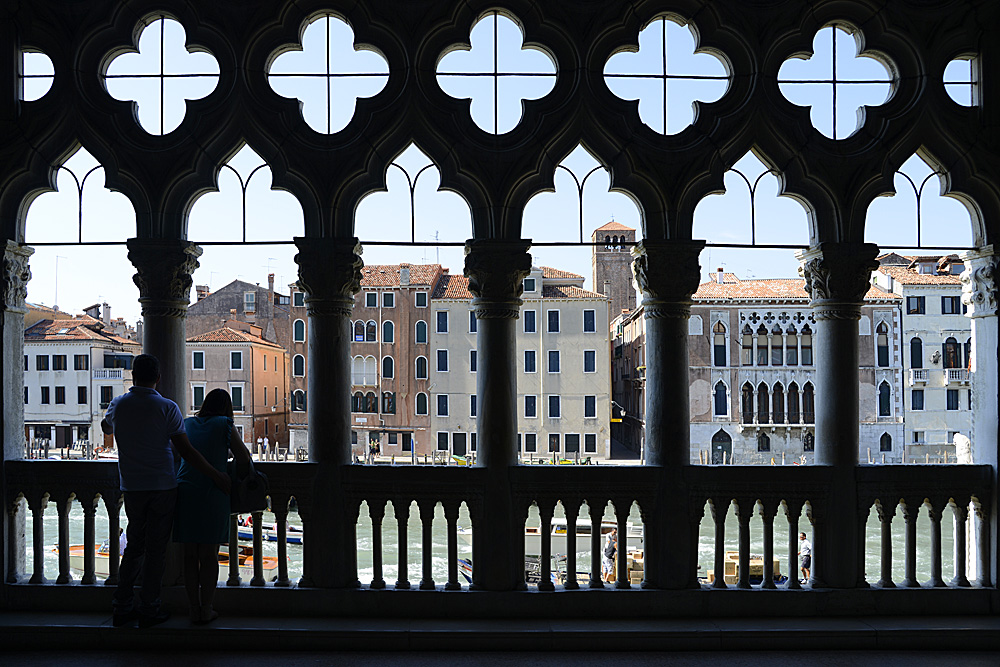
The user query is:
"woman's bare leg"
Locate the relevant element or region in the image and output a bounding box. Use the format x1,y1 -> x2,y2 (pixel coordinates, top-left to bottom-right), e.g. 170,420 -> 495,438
198,543 -> 220,622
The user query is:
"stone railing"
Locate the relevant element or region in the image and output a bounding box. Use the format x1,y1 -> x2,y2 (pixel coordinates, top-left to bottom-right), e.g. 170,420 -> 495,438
92,369 -> 126,380
3,460 -> 993,616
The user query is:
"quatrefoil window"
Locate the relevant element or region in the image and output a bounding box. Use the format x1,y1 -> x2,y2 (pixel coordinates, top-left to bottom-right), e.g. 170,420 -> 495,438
436,11 -> 557,135
778,25 -> 894,140
604,16 -> 730,135
20,50 -> 54,101
104,17 -> 219,135
268,14 -> 389,134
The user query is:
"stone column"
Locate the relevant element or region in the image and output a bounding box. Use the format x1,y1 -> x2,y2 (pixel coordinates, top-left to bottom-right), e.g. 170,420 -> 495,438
464,239 -> 531,591
294,237 -> 362,588
2,241 -> 32,583
631,240 -> 704,589
798,242 -> 879,588
960,246 -> 998,586
127,239 -> 202,406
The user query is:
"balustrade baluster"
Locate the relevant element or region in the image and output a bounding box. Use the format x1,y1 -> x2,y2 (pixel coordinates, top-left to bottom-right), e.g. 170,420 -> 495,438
711,499 -> 727,589
876,501 -> 896,588
538,500 -> 555,591
6,500 -> 21,583
927,501 -> 945,587
251,510 -> 265,586
563,499 -> 581,590
104,494 -> 121,586
56,495 -> 73,584
369,499 -> 387,589
395,500 -> 410,589
901,500 -> 919,587
975,502 -> 990,586
760,502 -> 775,589
588,500 -> 604,588
82,495 -> 97,585
29,495 -> 47,584
783,500 -> 801,589
952,500 -> 971,587
735,500 -> 752,589
615,499 -> 629,590
444,502 -> 461,590
419,501 -> 436,590
273,502 -> 290,587
227,515 -> 240,586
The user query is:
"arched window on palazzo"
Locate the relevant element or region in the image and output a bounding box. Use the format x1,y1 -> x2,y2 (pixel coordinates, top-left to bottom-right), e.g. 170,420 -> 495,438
293,319 -> 305,342
801,326 -> 813,365
365,392 -> 378,413
880,432 -> 893,452
878,381 -> 891,417
352,392 -> 364,413
383,320 -> 394,343
713,381 -> 728,416
943,337 -> 961,369
965,337 -> 972,368
756,325 -> 769,366
382,356 -> 394,379
416,356 -> 428,379
787,382 -> 800,424
293,354 -> 305,377
353,321 -> 365,342
771,326 -> 783,366
382,392 -> 395,414
352,356 -> 364,385
415,392 -> 428,416
876,322 -> 890,367
366,320 -> 377,342
416,321 -> 428,344
713,321 -> 727,367
802,383 -> 815,423
741,326 -> 753,366
363,356 -> 377,385
293,390 -> 306,412
741,383 -> 754,423
757,382 -> 769,423
786,326 -> 798,365
772,382 -> 785,424
910,337 -> 923,369
757,432 -> 771,452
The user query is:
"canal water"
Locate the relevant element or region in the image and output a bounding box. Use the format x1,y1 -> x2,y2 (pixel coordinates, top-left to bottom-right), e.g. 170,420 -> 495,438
24,499 -> 959,587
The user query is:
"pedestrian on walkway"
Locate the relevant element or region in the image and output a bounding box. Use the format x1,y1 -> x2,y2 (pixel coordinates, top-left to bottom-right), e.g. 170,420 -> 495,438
798,532 -> 812,583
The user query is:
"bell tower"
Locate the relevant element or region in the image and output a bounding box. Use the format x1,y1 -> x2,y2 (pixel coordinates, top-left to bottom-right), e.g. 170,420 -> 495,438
592,221 -> 637,320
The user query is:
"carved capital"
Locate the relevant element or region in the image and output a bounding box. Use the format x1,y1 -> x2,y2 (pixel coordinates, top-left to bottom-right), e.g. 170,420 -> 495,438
3,242 -> 33,314
797,243 -> 879,319
294,237 -> 363,317
127,239 -> 202,318
464,239 -> 532,319
631,240 -> 705,318
960,246 -> 998,319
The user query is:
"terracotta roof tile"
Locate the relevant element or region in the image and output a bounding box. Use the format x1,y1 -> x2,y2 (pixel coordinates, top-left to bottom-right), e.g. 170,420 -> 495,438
24,318 -> 140,345
360,264 -> 443,288
593,221 -> 635,232
694,278 -> 899,301
541,285 -> 608,300
878,266 -> 962,285
186,327 -> 285,349
540,266 -> 584,280
432,274 -> 474,299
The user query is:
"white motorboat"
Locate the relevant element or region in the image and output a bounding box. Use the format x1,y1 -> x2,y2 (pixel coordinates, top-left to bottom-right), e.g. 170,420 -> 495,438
457,517 -> 643,555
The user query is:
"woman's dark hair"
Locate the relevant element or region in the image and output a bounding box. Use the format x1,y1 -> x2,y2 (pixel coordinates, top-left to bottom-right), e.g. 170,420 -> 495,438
198,388 -> 234,420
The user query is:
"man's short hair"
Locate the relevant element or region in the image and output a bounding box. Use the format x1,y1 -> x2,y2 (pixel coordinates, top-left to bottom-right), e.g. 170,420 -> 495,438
132,354 -> 160,384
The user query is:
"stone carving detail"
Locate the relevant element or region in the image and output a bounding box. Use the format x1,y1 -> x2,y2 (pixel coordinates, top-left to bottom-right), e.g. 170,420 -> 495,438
127,239 -> 202,318
464,240 -> 532,319
631,241 -> 705,319
798,243 -> 879,320
3,242 -> 33,314
960,253 -> 998,319
294,238 -> 363,317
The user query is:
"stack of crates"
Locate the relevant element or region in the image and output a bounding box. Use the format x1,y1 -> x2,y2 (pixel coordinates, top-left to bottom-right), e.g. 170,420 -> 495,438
627,549 -> 644,585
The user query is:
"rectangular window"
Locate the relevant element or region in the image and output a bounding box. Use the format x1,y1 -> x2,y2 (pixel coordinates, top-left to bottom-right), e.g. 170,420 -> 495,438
437,394 -> 449,416
524,433 -> 537,453
469,350 -> 477,373
263,355 -> 267,371
524,350 -> 536,373
230,351 -> 242,370
523,277 -> 536,292
244,291 -> 256,313
263,386 -> 268,405
471,433 -> 477,452
402,433 -> 412,452
547,350 -> 560,373
415,292 -> 428,308
36,355 -> 49,371
912,431 -> 925,444
24,355 -> 27,371
584,395 -> 596,418
565,433 -> 580,453
525,395 -> 537,418
941,296 -> 962,314
524,310 -> 536,333
437,349 -> 449,372
911,389 -> 924,410
193,385 -> 205,410
907,296 -> 925,314
548,395 -> 561,418
73,354 -> 89,371
52,355 -> 67,371
585,433 -> 597,453
583,350 -> 597,373
548,433 -> 560,453
192,351 -> 204,370
436,311 -> 449,333
583,309 -> 596,333
40,387 -> 50,404
383,292 -> 394,308
55,386 -> 65,404
947,388 -> 960,410
437,432 -> 450,451
77,386 -> 87,404
24,387 -> 28,404
293,291 -> 304,307
231,385 -> 244,411
469,310 -> 477,333
100,386 -> 113,407
470,394 -> 477,417
365,292 -> 377,308
547,310 -> 560,333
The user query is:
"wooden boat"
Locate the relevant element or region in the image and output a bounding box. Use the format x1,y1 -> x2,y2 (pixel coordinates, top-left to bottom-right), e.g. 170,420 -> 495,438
457,517 -> 643,555
58,543 -> 281,581
236,516 -> 303,544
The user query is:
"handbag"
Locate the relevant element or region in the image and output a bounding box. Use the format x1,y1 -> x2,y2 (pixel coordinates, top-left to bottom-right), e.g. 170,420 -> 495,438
229,459 -> 270,514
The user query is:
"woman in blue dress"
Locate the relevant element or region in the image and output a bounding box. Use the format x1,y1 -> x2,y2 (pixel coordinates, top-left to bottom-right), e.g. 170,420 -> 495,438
174,388 -> 250,624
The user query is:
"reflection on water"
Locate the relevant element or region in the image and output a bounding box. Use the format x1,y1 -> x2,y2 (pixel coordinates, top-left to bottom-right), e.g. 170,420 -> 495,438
24,498 -> 961,587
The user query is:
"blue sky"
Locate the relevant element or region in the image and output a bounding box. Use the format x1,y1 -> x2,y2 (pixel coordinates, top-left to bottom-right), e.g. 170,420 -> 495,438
21,15 -> 976,323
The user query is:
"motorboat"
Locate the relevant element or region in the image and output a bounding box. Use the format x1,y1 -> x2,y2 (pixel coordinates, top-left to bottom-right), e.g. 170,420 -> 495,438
236,516 -> 303,544
58,543 -> 281,581
457,517 -> 643,555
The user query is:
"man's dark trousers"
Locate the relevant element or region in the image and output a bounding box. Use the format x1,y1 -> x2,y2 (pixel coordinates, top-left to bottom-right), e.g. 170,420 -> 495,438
113,488 -> 177,617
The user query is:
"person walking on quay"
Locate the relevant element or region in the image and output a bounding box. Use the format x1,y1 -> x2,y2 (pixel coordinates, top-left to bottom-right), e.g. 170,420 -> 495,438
602,527 -> 618,583
102,354 -> 230,628
174,388 -> 251,624
798,532 -> 812,583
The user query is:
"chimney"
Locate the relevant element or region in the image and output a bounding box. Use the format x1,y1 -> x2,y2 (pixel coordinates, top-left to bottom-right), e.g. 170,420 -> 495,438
196,285 -> 209,301
400,267 -> 410,286
268,273 -> 275,293
716,268 -> 724,285
603,280 -> 611,296
102,302 -> 111,327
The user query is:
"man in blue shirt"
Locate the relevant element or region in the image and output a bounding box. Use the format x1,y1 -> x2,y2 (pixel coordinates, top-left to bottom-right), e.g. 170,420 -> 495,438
102,354 -> 230,628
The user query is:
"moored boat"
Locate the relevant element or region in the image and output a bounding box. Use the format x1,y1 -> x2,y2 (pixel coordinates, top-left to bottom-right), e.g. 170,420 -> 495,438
457,517 -> 643,556
58,543 -> 282,581
235,516 -> 303,544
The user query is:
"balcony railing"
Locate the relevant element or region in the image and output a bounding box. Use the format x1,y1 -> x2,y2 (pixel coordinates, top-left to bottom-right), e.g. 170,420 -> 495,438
909,369 -> 929,385
945,369 -> 970,385
351,373 -> 377,386
4,458 -> 992,617
92,369 -> 126,380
